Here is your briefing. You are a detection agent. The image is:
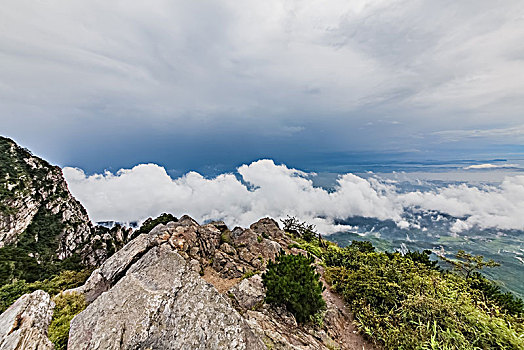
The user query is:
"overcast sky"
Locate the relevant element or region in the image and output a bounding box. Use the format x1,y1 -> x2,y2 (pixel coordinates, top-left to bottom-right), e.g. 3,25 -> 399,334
2,0 -> 524,174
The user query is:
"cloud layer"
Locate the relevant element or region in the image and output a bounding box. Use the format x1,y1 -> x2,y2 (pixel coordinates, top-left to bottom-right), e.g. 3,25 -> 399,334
63,160 -> 524,233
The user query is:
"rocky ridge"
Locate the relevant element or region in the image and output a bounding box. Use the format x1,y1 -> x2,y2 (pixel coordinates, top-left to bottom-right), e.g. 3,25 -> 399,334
0,136 -> 135,284
1,214 -> 373,349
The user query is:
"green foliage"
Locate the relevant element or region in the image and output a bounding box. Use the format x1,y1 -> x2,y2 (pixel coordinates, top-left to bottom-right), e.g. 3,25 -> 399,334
403,249 -> 439,270
0,270 -> 91,313
280,216 -> 318,242
220,230 -> 233,245
242,270 -> 259,279
295,241 -> 324,258
262,251 -> 326,323
48,292 -> 86,350
138,213 -> 177,234
441,249 -> 500,278
348,240 -> 375,253
468,272 -> 524,316
324,246 -> 524,349
0,207 -> 85,287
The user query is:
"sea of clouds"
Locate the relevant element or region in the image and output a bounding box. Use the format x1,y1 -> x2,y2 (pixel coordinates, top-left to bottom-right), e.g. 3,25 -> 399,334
63,159 -> 524,234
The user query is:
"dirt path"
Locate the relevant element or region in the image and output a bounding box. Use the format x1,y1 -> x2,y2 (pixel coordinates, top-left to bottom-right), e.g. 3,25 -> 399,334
321,274 -> 378,350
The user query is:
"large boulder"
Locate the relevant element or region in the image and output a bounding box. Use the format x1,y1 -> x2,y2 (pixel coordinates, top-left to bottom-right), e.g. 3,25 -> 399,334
68,244 -> 265,350
0,290 -> 54,350
72,233 -> 162,303
250,218 -> 284,241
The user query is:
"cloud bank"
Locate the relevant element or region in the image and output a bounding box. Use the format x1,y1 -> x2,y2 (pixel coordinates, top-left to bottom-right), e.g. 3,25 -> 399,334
63,160 -> 524,233
463,163 -> 519,170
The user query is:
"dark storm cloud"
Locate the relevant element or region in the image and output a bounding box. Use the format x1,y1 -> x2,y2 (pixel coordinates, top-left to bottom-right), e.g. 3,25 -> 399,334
1,0 -> 524,171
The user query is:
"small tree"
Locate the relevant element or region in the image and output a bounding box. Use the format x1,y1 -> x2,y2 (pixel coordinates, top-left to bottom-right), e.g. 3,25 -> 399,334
348,240 -> 375,253
138,213 -> 177,234
441,250 -> 499,278
280,216 -> 321,243
262,251 -> 326,323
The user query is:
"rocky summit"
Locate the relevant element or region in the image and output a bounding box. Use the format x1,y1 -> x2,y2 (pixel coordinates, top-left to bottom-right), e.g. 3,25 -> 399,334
0,214 -> 372,349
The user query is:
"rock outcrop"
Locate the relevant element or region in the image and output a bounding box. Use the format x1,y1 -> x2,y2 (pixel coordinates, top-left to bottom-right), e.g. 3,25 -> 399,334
73,232 -> 162,303
0,136 -> 92,253
0,136 -> 136,287
69,244 -> 265,350
1,213 -> 373,349
0,137 -> 375,349
63,216 -> 372,350
0,290 -> 54,350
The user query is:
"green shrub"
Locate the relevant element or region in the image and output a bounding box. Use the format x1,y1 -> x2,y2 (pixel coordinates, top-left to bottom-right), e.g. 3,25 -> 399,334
48,292 -> 86,350
403,249 -> 439,269
0,270 -> 91,313
468,272 -> 524,316
324,247 -> 524,349
348,240 -> 375,253
262,251 -> 325,323
138,213 -> 177,234
220,231 -> 233,245
242,270 -> 258,279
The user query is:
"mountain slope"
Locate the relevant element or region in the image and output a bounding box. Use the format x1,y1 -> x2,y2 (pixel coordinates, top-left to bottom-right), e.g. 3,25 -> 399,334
0,136 -> 132,285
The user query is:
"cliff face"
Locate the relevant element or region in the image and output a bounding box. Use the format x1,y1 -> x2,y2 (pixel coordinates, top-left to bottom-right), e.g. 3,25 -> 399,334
0,136 -> 92,253
0,136 -> 133,285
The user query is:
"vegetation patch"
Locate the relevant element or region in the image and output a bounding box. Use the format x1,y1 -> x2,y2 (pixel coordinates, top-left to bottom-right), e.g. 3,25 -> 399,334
0,207 -> 87,288
48,292 -> 86,350
281,216 -> 319,242
138,213 -> 177,234
262,251 -> 326,323
220,230 -> 233,245
0,269 -> 91,313
323,243 -> 524,349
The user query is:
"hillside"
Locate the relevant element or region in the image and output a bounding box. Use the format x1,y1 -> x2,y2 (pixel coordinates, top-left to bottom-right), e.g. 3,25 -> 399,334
0,136 -> 133,286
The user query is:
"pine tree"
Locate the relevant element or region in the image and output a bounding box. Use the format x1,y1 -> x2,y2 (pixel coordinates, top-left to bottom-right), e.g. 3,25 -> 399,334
262,251 -> 325,323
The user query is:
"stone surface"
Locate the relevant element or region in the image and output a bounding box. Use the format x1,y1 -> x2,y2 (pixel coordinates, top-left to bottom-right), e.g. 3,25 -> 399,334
68,244 -> 265,350
0,213 -> 373,350
250,218 -> 283,240
72,233 -> 161,303
229,275 -> 265,310
0,290 -> 54,350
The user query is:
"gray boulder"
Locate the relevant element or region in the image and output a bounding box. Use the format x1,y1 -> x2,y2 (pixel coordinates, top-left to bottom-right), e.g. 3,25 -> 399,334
229,275 -> 265,310
68,244 -> 265,350
249,218 -> 283,240
0,290 -> 54,350
72,233 -> 162,303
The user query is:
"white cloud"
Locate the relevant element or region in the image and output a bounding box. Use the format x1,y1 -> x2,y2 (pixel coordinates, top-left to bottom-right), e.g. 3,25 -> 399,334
63,160 -> 524,233
463,163 -> 519,170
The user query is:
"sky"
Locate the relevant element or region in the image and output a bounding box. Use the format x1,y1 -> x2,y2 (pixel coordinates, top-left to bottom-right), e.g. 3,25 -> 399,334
1,0 -> 524,175
2,0 -> 524,231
